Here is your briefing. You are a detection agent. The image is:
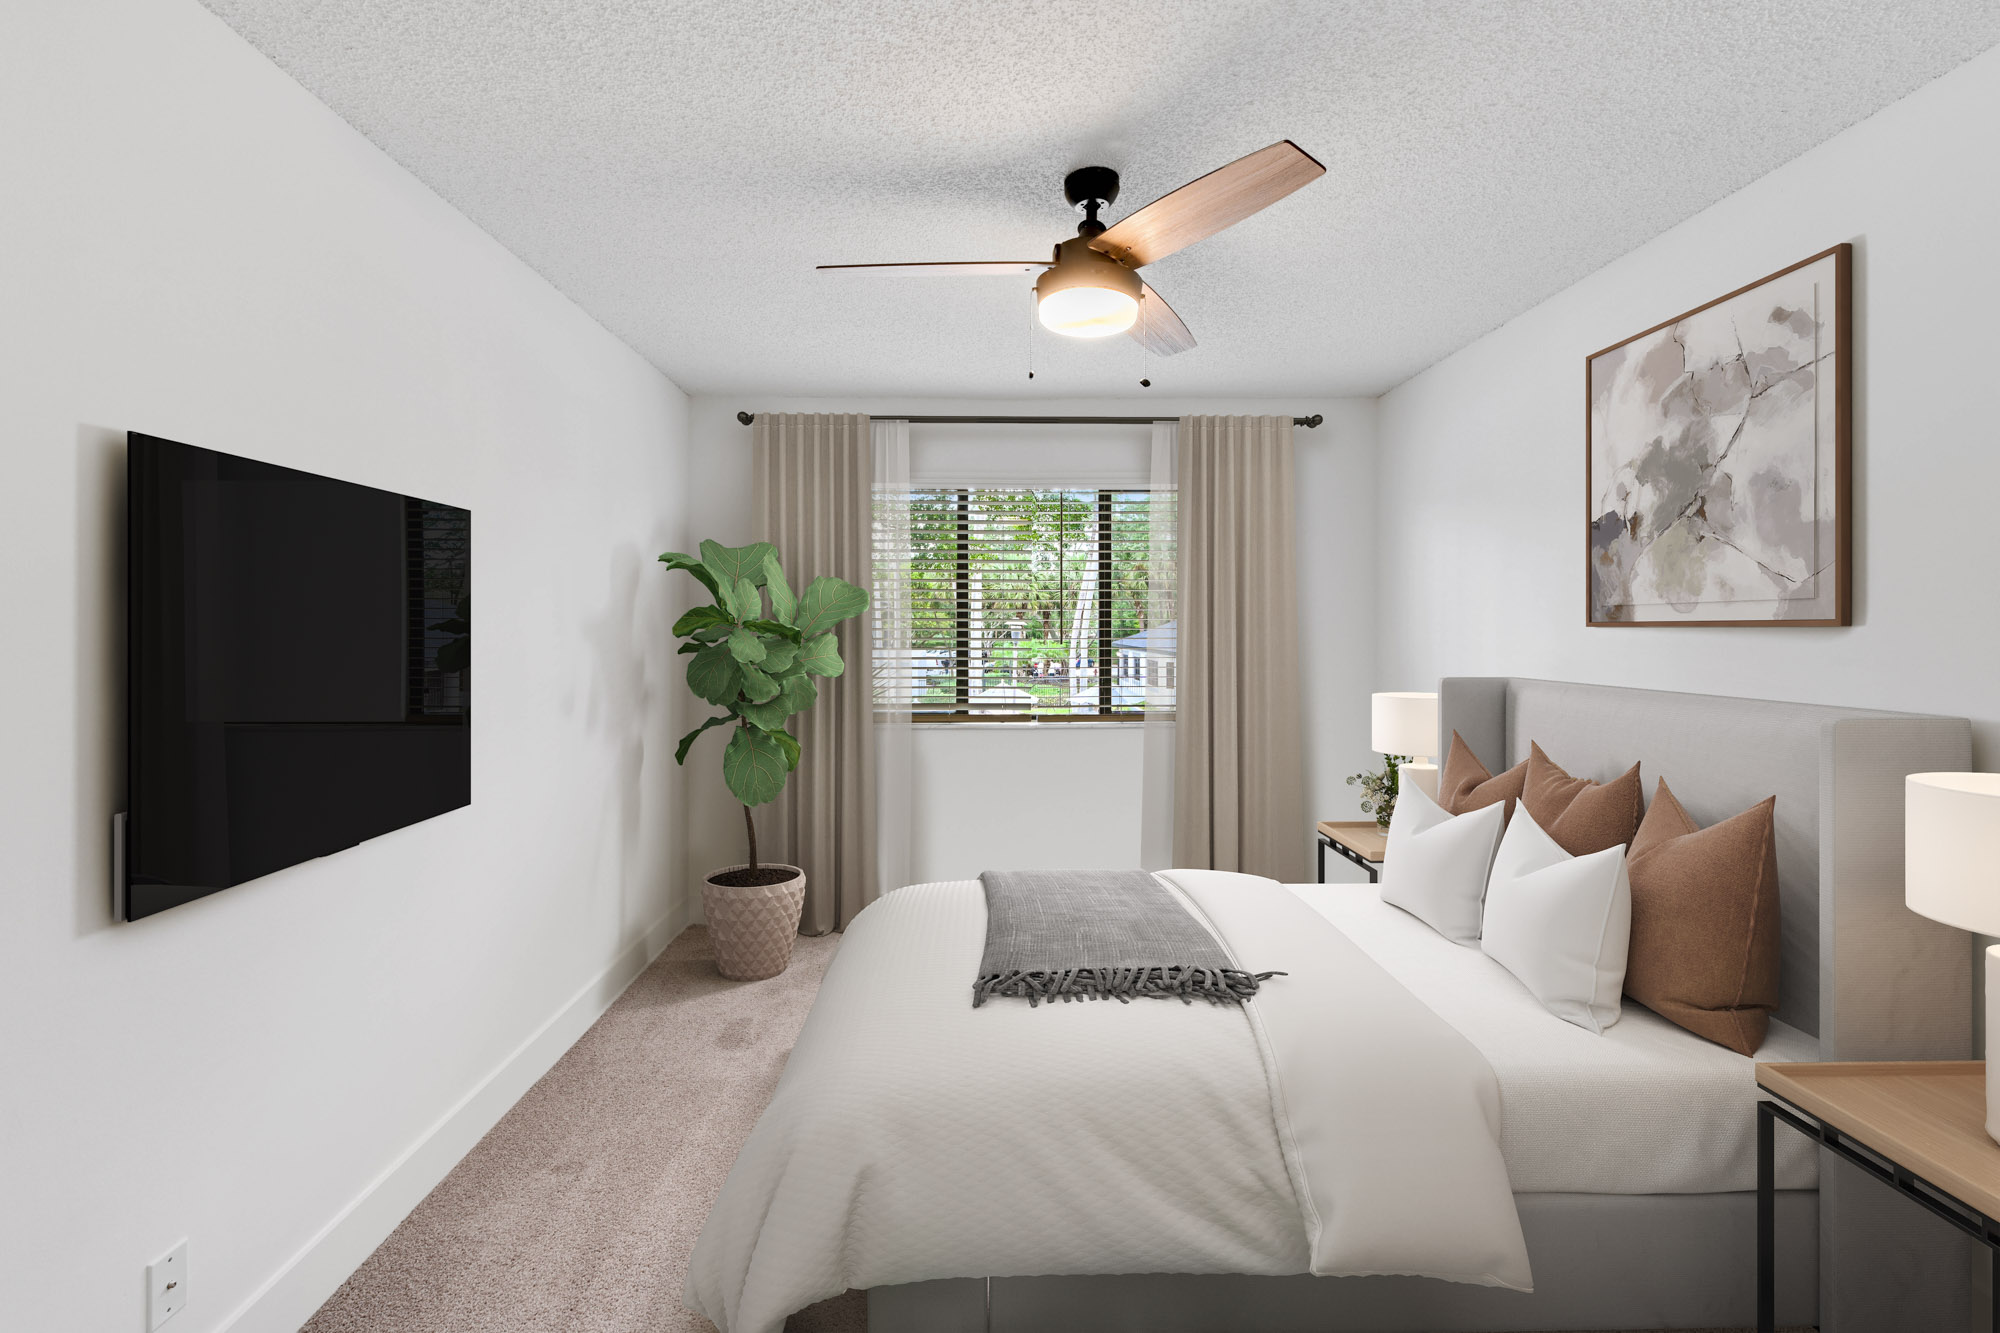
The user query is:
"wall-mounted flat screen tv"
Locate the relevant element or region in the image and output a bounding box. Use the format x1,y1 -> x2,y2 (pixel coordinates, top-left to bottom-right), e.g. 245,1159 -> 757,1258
124,434 -> 470,919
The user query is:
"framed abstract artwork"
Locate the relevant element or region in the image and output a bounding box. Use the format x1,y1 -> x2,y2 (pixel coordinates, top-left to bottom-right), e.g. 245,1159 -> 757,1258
1586,243 -> 1850,626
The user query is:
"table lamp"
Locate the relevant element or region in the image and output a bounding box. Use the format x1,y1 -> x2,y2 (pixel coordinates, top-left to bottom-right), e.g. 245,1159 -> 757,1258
1905,772 -> 2000,1142
1372,691 -> 1440,801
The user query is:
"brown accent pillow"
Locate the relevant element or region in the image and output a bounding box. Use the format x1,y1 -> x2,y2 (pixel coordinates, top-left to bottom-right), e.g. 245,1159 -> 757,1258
1438,731 -> 1527,820
1624,780 -> 1780,1055
1520,742 -> 1643,857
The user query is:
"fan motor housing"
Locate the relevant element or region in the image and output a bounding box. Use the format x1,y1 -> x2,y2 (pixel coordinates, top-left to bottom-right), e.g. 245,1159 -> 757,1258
1035,238 -> 1141,305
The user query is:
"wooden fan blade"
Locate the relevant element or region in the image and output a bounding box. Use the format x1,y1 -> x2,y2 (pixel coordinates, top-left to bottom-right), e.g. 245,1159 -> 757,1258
1130,283 -> 1195,357
816,261 -> 1049,276
1089,141 -> 1324,268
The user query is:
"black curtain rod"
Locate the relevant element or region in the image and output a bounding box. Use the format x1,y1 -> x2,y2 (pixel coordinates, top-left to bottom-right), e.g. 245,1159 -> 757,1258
734,411 -> 1324,429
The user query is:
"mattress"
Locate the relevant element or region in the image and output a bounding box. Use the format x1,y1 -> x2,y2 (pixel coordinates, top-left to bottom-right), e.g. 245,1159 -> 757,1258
1291,884 -> 1819,1194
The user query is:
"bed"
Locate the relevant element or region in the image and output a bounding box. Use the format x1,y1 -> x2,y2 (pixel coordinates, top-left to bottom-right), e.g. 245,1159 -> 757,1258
687,678 -> 1976,1332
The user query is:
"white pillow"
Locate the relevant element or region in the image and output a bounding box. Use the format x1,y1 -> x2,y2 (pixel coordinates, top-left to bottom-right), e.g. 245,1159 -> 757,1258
1377,784 -> 1505,945
1480,805 -> 1632,1033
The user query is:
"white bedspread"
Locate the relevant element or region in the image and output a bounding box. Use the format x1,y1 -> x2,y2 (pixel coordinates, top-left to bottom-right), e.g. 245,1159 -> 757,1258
1295,885 -> 1820,1193
685,874 -> 1531,1333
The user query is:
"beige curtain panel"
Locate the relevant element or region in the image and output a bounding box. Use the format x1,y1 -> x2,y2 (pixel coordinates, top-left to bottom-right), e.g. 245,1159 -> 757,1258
1172,415 -> 1308,883
752,413 -> 878,933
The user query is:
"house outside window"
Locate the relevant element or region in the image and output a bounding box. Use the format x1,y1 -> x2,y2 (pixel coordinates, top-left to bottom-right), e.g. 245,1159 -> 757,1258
1109,622 -> 1175,708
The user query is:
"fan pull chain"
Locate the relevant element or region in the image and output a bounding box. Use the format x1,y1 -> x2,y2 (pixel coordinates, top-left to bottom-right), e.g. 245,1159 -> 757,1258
1139,293 -> 1151,388
1026,287 -> 1036,380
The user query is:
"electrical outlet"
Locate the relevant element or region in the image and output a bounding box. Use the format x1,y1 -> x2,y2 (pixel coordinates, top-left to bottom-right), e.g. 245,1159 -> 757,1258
147,1240 -> 187,1330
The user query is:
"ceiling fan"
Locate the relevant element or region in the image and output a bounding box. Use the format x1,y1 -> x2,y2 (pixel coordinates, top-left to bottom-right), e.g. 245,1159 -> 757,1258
818,140 -> 1325,357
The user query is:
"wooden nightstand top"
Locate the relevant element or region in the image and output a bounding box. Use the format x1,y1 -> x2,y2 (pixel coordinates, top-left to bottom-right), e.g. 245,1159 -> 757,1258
1315,820 -> 1387,864
1757,1061 -> 2000,1218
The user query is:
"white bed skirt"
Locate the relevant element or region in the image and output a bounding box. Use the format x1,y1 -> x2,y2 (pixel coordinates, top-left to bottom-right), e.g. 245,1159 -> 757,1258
868,1189 -> 1819,1332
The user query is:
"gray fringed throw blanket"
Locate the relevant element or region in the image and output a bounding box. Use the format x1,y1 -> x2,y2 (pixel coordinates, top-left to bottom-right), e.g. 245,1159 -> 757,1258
973,869 -> 1283,1008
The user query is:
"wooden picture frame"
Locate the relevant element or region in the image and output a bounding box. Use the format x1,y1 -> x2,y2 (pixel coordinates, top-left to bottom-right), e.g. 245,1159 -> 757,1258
1585,243 -> 1851,627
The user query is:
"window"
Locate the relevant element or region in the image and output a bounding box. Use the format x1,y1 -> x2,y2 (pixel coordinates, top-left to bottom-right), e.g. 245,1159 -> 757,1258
873,487 -> 1175,719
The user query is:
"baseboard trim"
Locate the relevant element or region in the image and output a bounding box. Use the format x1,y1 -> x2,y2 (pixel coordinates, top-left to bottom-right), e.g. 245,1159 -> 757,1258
217,899 -> 697,1333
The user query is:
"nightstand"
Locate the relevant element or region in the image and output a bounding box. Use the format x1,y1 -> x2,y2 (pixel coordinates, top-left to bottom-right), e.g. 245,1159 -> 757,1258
1756,1060 -> 2000,1332
1315,820 -> 1387,884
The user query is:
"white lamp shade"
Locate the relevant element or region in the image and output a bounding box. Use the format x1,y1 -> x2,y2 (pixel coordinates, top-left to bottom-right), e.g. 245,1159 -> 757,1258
1371,691 -> 1439,761
1905,773 -> 2000,936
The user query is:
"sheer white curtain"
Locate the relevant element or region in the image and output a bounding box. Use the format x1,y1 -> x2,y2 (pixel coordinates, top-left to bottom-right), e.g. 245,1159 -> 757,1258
871,419 -> 916,899
1140,420 -> 1178,869
866,420 -> 1179,884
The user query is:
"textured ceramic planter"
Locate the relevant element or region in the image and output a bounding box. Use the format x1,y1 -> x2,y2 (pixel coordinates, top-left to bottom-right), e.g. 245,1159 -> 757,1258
701,865 -> 807,981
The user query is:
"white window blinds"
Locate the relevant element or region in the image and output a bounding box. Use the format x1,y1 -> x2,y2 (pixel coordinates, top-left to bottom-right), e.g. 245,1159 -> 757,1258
873,486 -> 1177,719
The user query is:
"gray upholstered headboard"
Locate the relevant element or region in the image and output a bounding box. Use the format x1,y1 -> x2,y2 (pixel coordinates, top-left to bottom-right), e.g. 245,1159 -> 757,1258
1440,678 -> 1973,1058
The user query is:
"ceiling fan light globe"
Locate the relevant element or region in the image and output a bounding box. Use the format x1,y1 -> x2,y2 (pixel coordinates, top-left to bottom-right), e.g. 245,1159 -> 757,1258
1034,237 -> 1143,339
1037,286 -> 1139,338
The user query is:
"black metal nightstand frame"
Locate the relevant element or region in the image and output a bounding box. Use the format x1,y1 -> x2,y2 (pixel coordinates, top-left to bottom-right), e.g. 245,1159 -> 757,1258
1758,1096 -> 2000,1332
1314,831 -> 1382,884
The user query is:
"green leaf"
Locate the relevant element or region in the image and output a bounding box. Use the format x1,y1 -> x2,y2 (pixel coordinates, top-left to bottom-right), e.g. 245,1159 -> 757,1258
792,575 -> 870,637
689,624 -> 731,644
779,673 -> 818,713
673,605 -> 734,637
675,714 -> 733,765
658,551 -> 721,599
763,553 -> 797,625
739,662 -> 780,703
737,698 -> 786,730
740,670 -> 814,729
797,632 -> 844,677
700,539 -> 777,589
744,618 -> 803,643
723,726 -> 790,806
772,729 -> 801,771
757,639 -> 799,674
724,576 -> 762,623
687,644 -> 742,706
677,641 -> 705,655
435,638 -> 468,674
727,625 -> 768,665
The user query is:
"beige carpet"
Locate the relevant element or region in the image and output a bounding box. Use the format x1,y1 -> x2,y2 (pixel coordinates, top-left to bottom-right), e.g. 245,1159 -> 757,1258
302,925 -> 861,1333
302,923 -> 1794,1333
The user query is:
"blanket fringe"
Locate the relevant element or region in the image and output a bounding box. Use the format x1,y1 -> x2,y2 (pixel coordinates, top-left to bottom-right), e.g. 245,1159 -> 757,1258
971,965 -> 1286,1008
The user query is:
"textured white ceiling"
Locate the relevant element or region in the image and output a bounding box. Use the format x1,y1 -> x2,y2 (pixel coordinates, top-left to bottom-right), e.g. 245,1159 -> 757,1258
199,0 -> 1999,398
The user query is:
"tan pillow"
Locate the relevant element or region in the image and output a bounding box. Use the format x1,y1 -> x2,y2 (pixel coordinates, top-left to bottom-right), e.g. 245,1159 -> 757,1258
1624,780 -> 1780,1055
1438,731 -> 1527,820
1521,742 -> 1643,857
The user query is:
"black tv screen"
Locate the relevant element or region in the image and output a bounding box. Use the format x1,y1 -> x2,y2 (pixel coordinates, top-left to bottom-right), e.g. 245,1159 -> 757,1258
124,434 -> 470,919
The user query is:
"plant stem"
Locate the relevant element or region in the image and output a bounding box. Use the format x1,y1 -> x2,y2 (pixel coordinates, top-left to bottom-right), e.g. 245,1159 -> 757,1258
743,803 -> 758,872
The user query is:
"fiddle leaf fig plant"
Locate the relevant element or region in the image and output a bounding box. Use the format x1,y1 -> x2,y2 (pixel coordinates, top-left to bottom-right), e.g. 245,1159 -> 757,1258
661,540 -> 869,873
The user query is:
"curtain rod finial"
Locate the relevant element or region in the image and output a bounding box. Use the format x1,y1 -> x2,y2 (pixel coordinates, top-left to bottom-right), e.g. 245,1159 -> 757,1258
736,411 -> 754,425
1300,414 -> 1323,429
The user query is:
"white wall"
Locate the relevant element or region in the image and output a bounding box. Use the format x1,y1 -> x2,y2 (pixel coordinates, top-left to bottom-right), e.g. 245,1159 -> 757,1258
1376,45 -> 2000,768
0,3 -> 692,1330
679,394 -> 1379,905
908,725 -> 1149,876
